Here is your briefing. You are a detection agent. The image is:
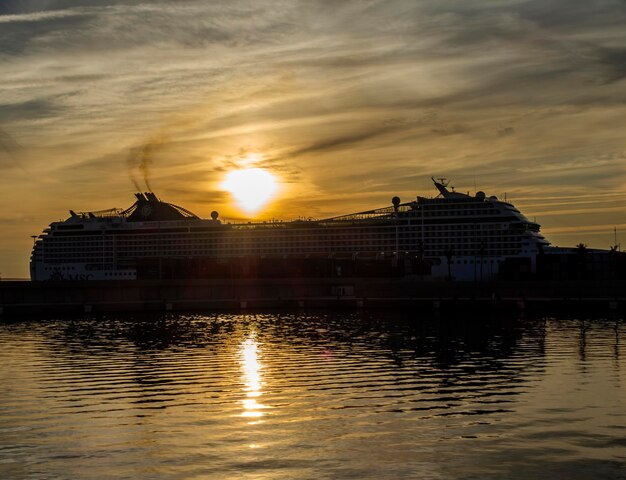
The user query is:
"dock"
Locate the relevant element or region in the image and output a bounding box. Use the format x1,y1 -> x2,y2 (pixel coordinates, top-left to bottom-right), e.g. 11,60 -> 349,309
1,278 -> 624,317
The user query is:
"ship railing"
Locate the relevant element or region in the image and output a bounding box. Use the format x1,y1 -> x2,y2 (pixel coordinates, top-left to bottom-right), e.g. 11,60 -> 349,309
76,208 -> 125,219
322,204 -> 415,222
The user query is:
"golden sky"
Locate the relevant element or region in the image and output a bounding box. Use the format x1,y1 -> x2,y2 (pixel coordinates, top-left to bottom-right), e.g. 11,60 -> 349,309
1,0 -> 626,277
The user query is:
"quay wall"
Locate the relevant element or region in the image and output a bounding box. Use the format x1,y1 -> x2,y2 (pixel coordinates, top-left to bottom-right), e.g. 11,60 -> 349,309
1,278 -> 625,317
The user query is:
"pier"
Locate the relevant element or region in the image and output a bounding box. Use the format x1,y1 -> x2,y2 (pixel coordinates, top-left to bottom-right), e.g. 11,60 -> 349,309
1,278 -> 624,317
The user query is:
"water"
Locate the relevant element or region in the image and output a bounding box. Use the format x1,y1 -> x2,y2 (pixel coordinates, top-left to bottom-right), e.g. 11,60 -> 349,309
1,312 -> 624,479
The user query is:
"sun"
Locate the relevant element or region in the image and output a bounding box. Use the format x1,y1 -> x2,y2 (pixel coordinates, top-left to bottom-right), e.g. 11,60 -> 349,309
222,168 -> 278,213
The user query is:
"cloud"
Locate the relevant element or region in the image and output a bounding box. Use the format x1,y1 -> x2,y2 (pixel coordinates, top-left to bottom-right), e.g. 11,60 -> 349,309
1,0 -> 626,276
0,98 -> 64,121
0,127 -> 24,167
0,8 -> 87,23
431,124 -> 468,136
596,46 -> 626,84
287,122 -> 418,158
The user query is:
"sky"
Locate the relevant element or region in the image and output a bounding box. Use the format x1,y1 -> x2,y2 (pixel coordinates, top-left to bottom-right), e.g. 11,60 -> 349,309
1,0 -> 625,278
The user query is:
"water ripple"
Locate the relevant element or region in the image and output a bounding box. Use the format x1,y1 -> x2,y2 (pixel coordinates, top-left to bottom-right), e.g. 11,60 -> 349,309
1,313 -> 625,479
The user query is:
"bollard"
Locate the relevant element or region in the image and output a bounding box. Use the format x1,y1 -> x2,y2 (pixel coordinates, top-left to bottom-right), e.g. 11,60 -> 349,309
516,300 -> 525,311
298,300 -> 305,308
240,300 -> 247,309
165,302 -> 173,311
609,301 -> 618,311
84,304 -> 92,313
356,299 -> 364,308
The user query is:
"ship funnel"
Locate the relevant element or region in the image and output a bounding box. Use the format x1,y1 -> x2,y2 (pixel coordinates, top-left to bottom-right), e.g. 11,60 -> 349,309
135,193 -> 147,202
145,192 -> 159,202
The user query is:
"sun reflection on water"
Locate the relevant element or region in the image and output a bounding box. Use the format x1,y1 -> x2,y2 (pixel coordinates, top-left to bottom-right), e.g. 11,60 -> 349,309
239,334 -> 268,420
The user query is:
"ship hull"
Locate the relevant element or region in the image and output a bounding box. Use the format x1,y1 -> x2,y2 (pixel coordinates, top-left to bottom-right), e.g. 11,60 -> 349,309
29,183 -> 549,281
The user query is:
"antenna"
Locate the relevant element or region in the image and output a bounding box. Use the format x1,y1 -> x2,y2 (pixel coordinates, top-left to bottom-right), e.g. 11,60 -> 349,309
437,177 -> 448,186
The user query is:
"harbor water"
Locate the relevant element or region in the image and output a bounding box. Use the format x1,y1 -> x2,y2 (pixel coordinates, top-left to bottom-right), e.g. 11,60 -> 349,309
1,312 -> 625,479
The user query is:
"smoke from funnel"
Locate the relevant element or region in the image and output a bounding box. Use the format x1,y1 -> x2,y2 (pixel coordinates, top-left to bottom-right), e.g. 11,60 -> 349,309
126,134 -> 167,191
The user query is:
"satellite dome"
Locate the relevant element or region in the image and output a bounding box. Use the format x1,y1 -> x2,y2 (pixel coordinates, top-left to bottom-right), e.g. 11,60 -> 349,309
475,191 -> 486,200
392,196 -> 401,206
211,211 -> 219,220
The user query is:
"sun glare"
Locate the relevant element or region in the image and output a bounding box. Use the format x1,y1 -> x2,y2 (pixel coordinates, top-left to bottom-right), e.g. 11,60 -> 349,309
222,168 -> 277,213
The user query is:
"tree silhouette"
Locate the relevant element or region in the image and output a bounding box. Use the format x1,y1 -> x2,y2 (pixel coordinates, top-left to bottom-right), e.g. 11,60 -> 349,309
576,243 -> 588,280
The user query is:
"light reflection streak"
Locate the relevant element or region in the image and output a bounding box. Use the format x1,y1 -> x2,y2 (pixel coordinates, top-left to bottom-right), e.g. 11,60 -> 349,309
239,333 -> 268,420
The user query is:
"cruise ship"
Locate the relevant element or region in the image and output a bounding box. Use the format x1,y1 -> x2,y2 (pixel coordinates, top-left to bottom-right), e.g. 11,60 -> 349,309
30,178 -> 550,281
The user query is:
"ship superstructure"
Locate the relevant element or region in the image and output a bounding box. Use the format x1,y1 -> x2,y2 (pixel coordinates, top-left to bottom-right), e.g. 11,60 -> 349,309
30,179 -> 550,281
